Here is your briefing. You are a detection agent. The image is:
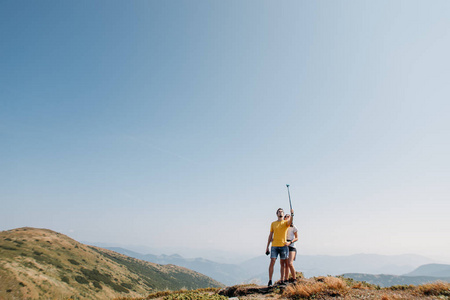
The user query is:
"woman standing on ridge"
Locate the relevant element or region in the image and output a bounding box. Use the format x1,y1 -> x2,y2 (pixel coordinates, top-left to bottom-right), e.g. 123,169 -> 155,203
284,214 -> 298,282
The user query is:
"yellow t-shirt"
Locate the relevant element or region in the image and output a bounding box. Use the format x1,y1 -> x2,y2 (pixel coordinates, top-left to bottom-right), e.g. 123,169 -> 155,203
270,220 -> 290,247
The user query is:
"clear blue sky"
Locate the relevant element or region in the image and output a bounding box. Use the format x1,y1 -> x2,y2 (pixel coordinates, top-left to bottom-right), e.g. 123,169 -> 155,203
1,0 -> 449,262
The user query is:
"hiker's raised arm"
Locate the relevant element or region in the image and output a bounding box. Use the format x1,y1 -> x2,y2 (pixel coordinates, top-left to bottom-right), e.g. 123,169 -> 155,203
289,209 -> 294,226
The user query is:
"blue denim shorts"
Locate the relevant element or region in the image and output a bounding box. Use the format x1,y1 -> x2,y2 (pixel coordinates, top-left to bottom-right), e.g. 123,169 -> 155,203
270,246 -> 288,260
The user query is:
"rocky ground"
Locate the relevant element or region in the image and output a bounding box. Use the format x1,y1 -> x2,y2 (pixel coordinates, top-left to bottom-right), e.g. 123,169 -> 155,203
217,276 -> 450,300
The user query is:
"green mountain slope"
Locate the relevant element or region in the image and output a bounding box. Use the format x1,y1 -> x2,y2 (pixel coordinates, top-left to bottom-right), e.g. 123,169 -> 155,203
107,247 -> 252,285
405,264 -> 450,277
0,227 -> 223,299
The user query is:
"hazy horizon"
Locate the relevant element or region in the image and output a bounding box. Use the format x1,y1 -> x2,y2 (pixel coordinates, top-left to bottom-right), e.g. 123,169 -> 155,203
2,1 -> 449,264
84,240 -> 450,265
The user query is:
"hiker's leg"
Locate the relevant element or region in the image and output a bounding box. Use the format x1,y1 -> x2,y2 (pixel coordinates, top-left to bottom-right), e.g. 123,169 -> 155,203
289,250 -> 296,279
279,259 -> 283,281
280,259 -> 289,281
284,258 -> 289,280
280,246 -> 288,281
269,258 -> 276,280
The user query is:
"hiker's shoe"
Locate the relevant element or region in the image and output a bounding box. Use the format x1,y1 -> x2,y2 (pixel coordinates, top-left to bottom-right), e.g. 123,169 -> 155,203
288,278 -> 296,283
278,281 -> 287,286
268,280 -> 272,287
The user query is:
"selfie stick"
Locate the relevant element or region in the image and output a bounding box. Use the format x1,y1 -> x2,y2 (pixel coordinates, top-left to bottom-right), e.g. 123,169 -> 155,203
286,184 -> 293,212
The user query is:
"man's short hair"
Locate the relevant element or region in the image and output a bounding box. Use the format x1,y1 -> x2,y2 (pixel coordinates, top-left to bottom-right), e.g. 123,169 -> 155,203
276,208 -> 284,214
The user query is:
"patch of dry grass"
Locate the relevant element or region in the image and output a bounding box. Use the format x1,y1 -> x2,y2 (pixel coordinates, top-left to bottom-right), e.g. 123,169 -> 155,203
351,281 -> 369,289
323,276 -> 348,291
380,294 -> 403,300
414,281 -> 450,296
283,277 -> 450,300
283,276 -> 349,299
283,281 -> 327,298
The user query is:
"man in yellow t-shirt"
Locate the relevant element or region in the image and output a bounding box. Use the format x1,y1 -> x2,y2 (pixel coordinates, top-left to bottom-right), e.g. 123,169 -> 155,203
265,207 -> 294,287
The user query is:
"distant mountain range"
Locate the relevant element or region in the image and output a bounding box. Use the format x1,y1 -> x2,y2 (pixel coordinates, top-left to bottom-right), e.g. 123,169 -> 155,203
0,228 -> 223,299
233,253 -> 436,284
107,246 -> 441,286
343,263 -> 450,287
242,253 -> 435,278
343,268 -> 450,287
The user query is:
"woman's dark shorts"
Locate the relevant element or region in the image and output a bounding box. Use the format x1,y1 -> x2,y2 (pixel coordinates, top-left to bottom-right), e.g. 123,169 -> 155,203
288,246 -> 297,260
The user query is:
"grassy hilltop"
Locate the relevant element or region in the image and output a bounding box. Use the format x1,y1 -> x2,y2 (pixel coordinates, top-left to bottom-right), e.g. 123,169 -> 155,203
0,227 -> 223,299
